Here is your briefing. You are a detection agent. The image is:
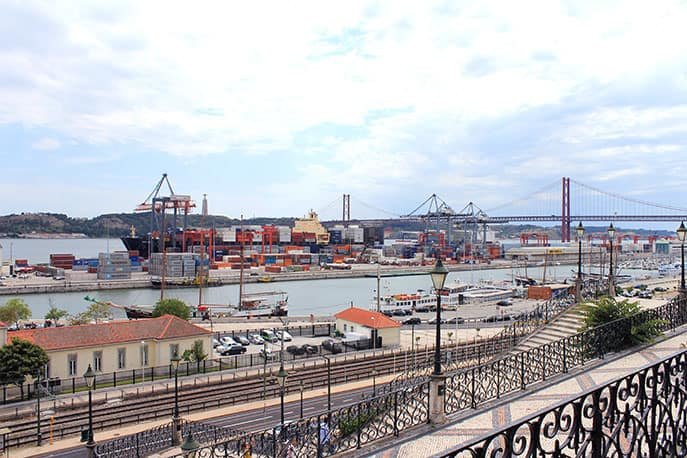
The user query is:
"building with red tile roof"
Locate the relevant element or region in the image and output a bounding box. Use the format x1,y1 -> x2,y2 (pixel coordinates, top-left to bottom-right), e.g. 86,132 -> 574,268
5,315 -> 211,380
334,306 -> 400,347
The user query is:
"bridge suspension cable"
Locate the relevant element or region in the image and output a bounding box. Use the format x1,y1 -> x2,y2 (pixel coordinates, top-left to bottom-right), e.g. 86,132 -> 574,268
570,179 -> 687,213
485,179 -> 561,214
349,196 -> 402,218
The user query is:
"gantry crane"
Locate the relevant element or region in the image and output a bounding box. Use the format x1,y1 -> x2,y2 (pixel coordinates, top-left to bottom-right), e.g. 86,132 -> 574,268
134,173 -> 195,258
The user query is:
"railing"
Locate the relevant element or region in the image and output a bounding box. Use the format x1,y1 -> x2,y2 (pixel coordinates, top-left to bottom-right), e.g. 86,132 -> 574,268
166,380 -> 430,458
438,348 -> 687,457
444,295 -> 685,415
94,420 -> 241,458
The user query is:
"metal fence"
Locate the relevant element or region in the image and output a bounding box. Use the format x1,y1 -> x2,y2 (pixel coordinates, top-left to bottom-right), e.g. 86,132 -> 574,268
444,295 -> 686,415
165,380 -> 430,458
439,348 -> 687,457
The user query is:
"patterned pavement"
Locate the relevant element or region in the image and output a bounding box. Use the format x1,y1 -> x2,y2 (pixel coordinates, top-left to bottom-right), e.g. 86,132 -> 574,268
369,331 -> 687,458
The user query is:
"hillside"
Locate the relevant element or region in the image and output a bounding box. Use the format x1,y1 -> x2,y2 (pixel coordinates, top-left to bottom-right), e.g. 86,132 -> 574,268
0,213 -> 672,239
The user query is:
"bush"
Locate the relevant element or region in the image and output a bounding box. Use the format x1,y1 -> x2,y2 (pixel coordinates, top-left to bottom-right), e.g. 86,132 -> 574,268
581,296 -> 666,352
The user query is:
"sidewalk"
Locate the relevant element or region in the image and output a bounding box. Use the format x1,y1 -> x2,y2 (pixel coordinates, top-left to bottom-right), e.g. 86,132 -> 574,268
369,328 -> 687,457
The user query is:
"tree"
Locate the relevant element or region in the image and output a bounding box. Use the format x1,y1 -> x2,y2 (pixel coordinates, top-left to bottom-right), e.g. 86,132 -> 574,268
0,298 -> 31,327
182,340 -> 208,372
0,338 -> 49,399
153,299 -> 190,320
581,296 -> 665,352
45,306 -> 68,325
68,302 -> 113,325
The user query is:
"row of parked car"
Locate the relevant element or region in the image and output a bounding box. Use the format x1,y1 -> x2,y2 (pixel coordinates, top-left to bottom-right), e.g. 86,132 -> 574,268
213,329 -> 295,356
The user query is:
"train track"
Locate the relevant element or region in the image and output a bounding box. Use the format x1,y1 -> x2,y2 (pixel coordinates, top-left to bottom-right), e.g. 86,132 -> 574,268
5,334 -> 512,450
4,349 -> 444,448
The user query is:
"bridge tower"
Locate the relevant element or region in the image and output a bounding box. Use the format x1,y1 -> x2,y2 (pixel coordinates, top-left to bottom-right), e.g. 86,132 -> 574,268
561,177 -> 571,243
342,194 -> 351,222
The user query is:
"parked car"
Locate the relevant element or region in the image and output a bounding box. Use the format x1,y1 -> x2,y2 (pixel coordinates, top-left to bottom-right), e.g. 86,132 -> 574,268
402,317 -> 422,325
220,336 -> 237,346
220,343 -> 247,356
276,330 -> 293,342
392,309 -> 407,316
639,291 -> 653,299
212,338 -> 222,348
330,343 -> 343,354
445,317 -> 464,324
414,305 -> 430,313
286,345 -> 305,355
235,336 -> 250,346
322,339 -> 335,351
259,348 -> 279,360
427,317 -> 445,325
382,311 -> 394,317
496,300 -> 513,306
301,344 -> 318,355
260,329 -> 279,343
248,334 -> 265,345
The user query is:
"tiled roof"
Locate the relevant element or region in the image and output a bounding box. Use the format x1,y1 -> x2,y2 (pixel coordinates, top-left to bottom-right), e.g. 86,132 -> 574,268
6,315 -> 210,351
334,307 -> 401,329
0,321 -> 6,328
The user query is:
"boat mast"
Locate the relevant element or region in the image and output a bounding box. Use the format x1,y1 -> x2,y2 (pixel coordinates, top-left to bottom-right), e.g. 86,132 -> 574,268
239,214 -> 244,310
198,230 -> 204,308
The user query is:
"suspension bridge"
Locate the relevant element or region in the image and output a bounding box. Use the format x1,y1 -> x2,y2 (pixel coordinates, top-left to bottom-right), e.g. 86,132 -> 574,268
317,177 -> 687,242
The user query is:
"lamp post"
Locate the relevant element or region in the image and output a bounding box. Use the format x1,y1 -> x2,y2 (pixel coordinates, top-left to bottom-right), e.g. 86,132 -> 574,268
372,369 -> 377,397
276,365 -> 288,427
180,430 -> 200,458
320,355 -> 331,413
576,222 -> 585,303
83,364 -> 96,458
677,222 -> 686,295
171,355 -> 182,445
299,380 -> 304,418
607,223 -> 616,296
36,367 -> 42,446
430,259 -> 448,376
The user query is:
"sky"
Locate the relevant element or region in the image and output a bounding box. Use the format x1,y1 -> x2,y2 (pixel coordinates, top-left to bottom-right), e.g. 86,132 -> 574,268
1,0 -> 686,224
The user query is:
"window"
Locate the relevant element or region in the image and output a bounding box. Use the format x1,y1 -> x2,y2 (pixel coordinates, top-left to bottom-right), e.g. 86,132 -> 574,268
117,348 -> 126,369
68,354 -> 77,376
343,324 -> 348,332
170,344 -> 179,359
93,351 -> 102,372
351,326 -> 355,332
141,344 -> 149,366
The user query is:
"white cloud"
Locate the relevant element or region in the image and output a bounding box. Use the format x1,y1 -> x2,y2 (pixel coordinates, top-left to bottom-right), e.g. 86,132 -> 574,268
31,137 -> 61,150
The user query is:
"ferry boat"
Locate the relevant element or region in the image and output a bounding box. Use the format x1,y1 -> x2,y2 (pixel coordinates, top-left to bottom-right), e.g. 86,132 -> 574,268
658,263 -> 682,277
370,283 -> 467,313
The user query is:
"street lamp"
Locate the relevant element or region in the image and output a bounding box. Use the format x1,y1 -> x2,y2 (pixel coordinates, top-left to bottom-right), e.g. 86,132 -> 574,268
36,367 -> 42,446
677,222 -> 686,293
320,355 -> 331,413
372,369 -> 377,397
576,222 -> 585,303
607,223 -> 616,296
180,430 -> 200,458
276,365 -> 288,426
430,259 -> 448,376
83,364 -> 96,458
171,355 -> 182,445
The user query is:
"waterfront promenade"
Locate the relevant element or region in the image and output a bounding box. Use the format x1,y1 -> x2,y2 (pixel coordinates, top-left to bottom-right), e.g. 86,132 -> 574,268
363,327 -> 687,457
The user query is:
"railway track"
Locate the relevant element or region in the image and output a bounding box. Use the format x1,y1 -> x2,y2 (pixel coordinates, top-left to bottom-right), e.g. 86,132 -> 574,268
4,338 -> 507,449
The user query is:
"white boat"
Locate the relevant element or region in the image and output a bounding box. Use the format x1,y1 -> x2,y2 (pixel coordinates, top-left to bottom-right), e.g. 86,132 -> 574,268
370,283 -> 467,313
658,263 -> 682,277
198,291 -> 288,318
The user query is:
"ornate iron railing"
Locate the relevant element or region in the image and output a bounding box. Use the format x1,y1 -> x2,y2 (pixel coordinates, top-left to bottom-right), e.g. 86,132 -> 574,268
94,419 -> 240,458
167,380 -> 430,458
444,295 -> 686,415
439,349 -> 687,457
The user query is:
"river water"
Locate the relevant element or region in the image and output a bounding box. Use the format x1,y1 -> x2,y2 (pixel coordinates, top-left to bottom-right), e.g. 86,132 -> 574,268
0,238 -> 663,320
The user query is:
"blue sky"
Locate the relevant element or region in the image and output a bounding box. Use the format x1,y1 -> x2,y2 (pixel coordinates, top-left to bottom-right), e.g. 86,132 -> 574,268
1,0 -> 686,224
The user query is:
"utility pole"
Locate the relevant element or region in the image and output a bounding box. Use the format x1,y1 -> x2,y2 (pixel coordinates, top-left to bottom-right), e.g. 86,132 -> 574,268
238,214 -> 244,309
376,264 -> 381,312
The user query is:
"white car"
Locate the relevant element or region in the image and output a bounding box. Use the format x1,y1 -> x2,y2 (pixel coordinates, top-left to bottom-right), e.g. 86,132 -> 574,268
220,336 -> 237,346
276,330 -> 293,342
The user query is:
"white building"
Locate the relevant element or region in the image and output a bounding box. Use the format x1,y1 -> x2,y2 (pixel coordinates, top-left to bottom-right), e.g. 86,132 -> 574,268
334,306 -> 401,347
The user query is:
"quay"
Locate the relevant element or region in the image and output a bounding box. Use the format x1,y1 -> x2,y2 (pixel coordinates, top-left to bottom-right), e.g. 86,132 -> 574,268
0,261 -> 540,296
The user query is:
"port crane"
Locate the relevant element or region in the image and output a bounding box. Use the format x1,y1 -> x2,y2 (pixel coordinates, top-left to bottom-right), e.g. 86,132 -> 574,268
134,173 -> 196,258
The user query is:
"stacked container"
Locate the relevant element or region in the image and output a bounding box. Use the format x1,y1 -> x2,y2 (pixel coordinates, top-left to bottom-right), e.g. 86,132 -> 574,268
149,253 -> 198,277
50,254 -> 74,270
97,252 -> 132,280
